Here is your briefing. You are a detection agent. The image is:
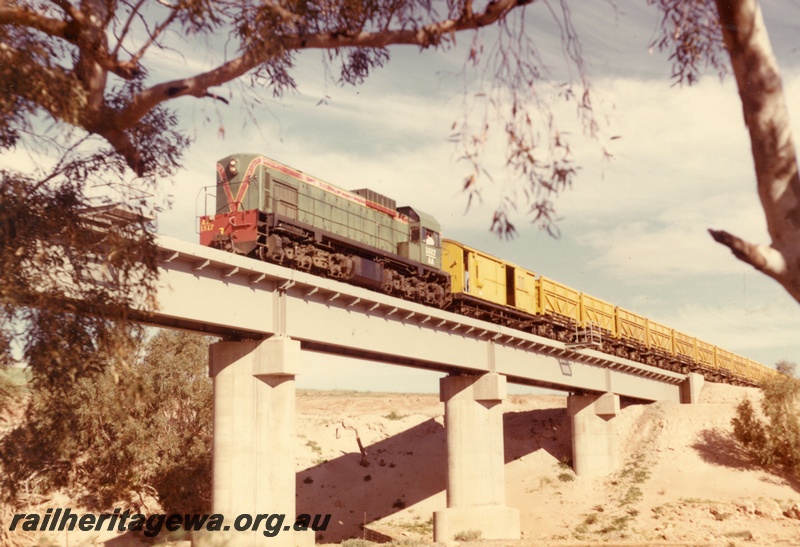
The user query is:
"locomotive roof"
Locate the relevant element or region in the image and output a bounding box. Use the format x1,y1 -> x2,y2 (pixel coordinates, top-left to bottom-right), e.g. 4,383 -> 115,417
220,153 -> 445,231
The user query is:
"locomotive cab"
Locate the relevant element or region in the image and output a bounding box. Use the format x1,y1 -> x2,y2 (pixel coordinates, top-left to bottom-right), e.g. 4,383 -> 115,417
396,206 -> 442,270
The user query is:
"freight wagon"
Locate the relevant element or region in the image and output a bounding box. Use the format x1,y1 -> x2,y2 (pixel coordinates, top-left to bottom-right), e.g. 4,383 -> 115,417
441,239 -> 776,385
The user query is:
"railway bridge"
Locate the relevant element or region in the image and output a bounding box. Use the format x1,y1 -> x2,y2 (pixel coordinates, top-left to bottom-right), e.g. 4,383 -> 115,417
145,235 -> 705,546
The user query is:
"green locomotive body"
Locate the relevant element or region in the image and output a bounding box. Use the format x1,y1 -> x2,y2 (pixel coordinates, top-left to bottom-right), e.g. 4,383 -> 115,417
200,153 -> 450,307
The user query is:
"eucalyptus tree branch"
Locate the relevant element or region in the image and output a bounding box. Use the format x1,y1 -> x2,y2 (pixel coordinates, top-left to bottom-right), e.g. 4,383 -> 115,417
49,0 -> 80,20
708,229 -> 787,276
110,0 -> 148,58
125,9 -> 177,71
4,0 -> 542,182
0,5 -> 70,38
119,0 -> 533,133
711,0 -> 800,303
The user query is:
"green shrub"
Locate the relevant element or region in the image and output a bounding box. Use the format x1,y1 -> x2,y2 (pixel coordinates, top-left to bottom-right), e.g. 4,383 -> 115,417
0,330 -> 215,514
620,486 -> 643,506
396,516 -> 433,536
341,539 -> 374,547
306,440 -> 322,453
732,361 -> 800,476
453,529 -> 481,541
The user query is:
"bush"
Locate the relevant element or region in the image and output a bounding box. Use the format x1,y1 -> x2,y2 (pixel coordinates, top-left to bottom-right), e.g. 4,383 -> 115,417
453,529 -> 482,541
341,539 -> 374,547
0,330 -> 215,514
732,360 -> 800,476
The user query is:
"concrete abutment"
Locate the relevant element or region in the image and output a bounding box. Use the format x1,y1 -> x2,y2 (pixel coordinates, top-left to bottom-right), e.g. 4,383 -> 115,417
680,372 -> 705,404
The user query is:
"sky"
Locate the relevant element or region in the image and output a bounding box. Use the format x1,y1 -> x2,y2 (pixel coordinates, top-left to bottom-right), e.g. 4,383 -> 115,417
75,1 -> 800,392
148,2 -> 800,392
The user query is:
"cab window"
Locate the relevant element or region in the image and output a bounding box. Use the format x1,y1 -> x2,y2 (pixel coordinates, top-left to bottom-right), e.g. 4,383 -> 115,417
422,228 -> 440,246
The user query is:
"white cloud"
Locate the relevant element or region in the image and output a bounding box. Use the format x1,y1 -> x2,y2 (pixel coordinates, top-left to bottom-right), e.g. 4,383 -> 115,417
575,190 -> 769,280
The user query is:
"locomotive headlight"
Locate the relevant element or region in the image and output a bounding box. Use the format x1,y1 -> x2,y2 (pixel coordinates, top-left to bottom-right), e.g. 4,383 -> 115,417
228,159 -> 238,177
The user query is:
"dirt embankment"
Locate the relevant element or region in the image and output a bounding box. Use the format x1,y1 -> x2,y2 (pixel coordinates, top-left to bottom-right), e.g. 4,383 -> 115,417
5,384 -> 800,546
295,385 -> 800,546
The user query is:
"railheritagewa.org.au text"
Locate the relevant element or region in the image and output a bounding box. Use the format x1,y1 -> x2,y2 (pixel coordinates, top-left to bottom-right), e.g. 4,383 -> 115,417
8,508 -> 331,538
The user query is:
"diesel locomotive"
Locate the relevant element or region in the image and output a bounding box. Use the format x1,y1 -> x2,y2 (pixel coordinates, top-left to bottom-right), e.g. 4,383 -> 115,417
199,153 -> 451,308
199,153 -> 776,387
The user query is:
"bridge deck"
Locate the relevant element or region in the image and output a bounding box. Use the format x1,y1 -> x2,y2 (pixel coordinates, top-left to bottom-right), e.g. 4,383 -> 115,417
149,236 -> 685,402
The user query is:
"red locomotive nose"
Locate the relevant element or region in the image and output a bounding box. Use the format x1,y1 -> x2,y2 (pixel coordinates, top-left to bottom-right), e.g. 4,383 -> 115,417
199,210 -> 259,254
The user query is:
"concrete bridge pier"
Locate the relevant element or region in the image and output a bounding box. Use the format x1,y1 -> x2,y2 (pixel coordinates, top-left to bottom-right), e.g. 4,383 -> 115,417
433,373 -> 520,542
194,336 -> 311,547
681,372 -> 705,404
568,392 -> 620,477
